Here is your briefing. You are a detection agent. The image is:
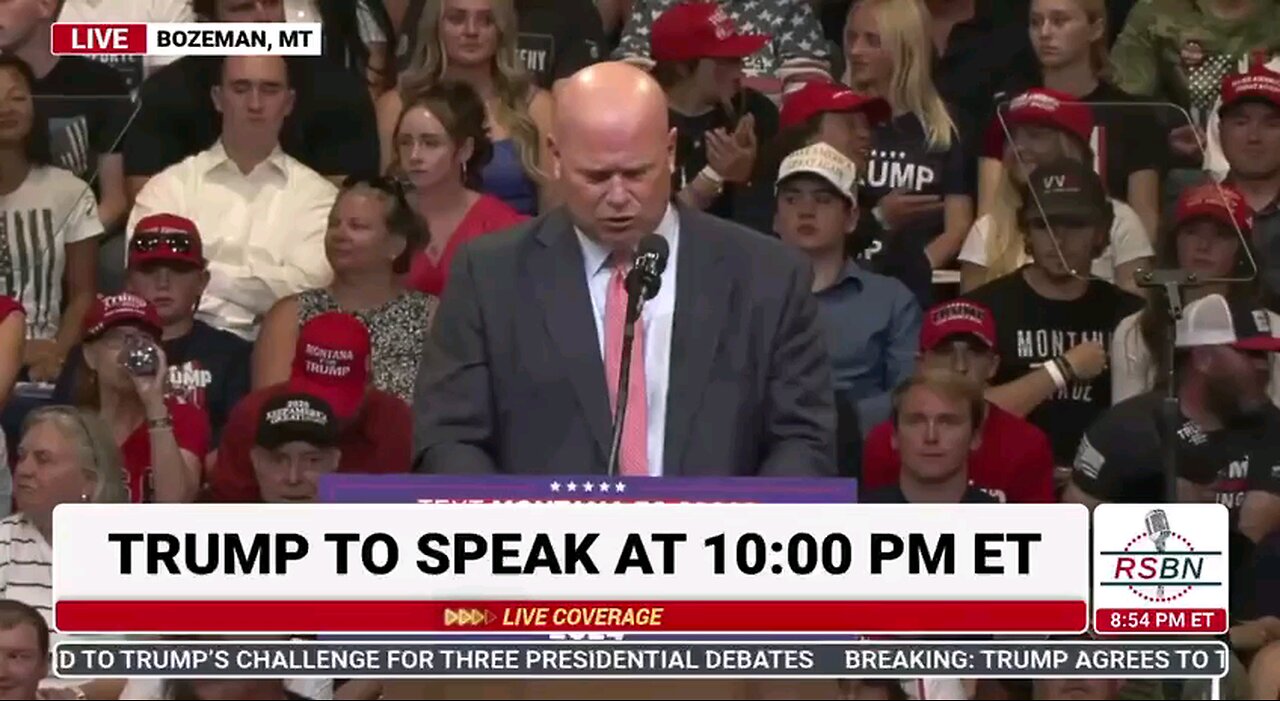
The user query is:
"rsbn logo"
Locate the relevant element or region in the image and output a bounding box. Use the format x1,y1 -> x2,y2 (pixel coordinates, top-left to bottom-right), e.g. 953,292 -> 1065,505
1100,509 -> 1222,604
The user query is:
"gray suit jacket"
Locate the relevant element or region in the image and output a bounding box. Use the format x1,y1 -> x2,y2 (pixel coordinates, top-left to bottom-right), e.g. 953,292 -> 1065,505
412,205 -> 836,476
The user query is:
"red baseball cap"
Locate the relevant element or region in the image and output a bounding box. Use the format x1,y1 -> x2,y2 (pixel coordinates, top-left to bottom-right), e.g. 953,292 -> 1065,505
919,300 -> 997,352
1175,182 -> 1254,235
983,88 -> 1095,158
779,80 -> 892,131
129,213 -> 206,269
1220,63 -> 1280,113
288,312 -> 371,421
650,2 -> 770,63
83,292 -> 163,342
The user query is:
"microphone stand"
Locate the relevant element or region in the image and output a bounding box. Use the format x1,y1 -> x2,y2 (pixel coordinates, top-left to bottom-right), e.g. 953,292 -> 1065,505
1134,268 -> 1198,504
607,283 -> 650,477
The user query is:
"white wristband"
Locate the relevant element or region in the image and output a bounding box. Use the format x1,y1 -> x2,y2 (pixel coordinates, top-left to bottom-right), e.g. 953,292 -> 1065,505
1043,359 -> 1067,391
700,166 -> 724,186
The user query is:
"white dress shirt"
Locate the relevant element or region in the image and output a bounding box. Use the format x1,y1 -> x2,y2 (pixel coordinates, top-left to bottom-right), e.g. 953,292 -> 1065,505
576,206 -> 679,476
127,141 -> 336,339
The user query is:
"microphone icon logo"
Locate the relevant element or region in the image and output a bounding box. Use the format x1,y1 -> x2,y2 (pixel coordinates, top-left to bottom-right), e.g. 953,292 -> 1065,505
1144,509 -> 1172,598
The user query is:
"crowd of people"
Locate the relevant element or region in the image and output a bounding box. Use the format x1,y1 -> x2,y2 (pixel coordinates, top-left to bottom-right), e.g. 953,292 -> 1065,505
0,0 -> 1272,697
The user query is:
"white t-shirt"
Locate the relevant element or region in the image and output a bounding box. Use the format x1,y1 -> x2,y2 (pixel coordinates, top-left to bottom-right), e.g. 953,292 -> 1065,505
1111,308 -> 1280,404
0,166 -> 102,340
957,198 -> 1153,283
0,514 -> 52,622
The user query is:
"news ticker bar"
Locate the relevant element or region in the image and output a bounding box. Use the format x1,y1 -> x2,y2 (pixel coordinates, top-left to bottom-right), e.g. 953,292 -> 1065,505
53,641 -> 1228,679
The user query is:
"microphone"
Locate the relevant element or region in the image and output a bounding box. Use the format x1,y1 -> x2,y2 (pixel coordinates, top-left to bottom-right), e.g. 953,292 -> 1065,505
1145,509 -> 1171,598
607,234 -> 670,477
625,235 -> 670,322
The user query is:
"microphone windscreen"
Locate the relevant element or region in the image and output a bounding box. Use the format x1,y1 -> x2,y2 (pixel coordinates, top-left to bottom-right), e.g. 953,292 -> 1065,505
638,234 -> 669,271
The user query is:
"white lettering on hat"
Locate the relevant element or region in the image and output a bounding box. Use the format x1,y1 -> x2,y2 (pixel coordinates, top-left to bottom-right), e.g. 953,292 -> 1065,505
305,343 -> 355,361
1011,91 -> 1061,113
266,399 -> 327,426
104,293 -> 148,312
777,143 -> 858,197
1232,74 -> 1280,94
932,302 -> 986,326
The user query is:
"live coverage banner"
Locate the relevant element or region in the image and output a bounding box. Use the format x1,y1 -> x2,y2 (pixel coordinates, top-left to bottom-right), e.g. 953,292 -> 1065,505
51,502 -> 1088,635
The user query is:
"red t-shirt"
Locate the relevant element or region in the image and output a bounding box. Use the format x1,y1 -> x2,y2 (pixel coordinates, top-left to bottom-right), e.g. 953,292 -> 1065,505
406,193 -> 527,296
207,383 -> 412,502
120,400 -> 211,503
861,402 -> 1056,503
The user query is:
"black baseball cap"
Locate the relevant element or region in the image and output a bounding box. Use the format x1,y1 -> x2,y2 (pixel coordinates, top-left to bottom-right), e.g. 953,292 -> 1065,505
255,393 -> 340,450
1021,160 -> 1112,226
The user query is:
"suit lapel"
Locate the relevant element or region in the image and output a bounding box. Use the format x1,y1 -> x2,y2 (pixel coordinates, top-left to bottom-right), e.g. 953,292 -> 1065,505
529,213 -> 612,465
664,208 -> 730,473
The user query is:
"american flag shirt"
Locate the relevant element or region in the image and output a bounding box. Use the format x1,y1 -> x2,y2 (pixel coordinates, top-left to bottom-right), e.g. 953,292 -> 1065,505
613,0 -> 830,81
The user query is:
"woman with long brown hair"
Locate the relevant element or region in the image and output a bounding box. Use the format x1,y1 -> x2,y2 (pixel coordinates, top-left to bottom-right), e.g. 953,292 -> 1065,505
375,0 -> 554,215
393,81 -> 526,296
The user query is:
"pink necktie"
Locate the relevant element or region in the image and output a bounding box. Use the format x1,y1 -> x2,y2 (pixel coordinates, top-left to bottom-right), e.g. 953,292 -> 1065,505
605,256 -> 649,476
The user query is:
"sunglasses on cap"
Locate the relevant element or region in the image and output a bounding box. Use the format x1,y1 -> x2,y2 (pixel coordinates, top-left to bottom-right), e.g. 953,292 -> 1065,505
342,175 -> 410,202
130,233 -> 195,253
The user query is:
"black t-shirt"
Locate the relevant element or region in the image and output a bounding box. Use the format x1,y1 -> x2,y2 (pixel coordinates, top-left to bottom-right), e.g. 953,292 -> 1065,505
862,112 -> 974,245
395,0 -> 605,89
964,272 -> 1143,464
1073,392 -> 1280,530
670,89 -> 779,221
993,80 -> 1164,201
85,56 -> 145,95
32,57 -> 132,180
124,57 -> 379,180
861,484 -> 998,504
53,320 -> 251,442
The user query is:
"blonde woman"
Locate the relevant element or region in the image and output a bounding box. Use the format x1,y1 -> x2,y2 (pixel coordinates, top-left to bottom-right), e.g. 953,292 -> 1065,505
957,88 -> 1152,294
843,0 -> 974,305
979,0 -> 1161,237
0,405 -> 128,699
375,0 -> 555,215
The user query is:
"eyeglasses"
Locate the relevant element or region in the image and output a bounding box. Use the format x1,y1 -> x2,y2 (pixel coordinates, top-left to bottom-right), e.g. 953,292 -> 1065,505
131,233 -> 194,254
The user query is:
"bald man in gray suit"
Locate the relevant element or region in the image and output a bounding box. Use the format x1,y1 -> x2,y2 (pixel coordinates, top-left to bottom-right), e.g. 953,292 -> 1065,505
413,62 -> 835,477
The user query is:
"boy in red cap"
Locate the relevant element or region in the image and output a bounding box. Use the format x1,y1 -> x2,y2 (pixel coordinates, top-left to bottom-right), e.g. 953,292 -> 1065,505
54,213 -> 251,444
642,1 -> 780,222
614,0 -> 828,90
208,312 -> 410,502
862,300 -> 1055,503
1215,64 -> 1280,306
74,292 -> 210,502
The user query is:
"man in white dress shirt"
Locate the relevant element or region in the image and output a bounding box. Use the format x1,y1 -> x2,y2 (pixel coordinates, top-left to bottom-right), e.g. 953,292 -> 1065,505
127,55 -> 335,340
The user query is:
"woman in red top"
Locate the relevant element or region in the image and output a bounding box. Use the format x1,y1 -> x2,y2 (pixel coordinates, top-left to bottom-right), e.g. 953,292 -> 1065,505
393,80 -> 527,296
71,293 -> 208,503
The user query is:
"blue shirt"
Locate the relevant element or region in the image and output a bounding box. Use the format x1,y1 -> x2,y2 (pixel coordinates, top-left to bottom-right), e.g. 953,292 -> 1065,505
815,260 -> 921,434
576,206 -> 680,476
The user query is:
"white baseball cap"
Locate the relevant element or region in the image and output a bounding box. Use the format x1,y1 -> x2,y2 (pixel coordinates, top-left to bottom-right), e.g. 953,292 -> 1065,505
1175,294 -> 1280,351
775,143 -> 858,202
